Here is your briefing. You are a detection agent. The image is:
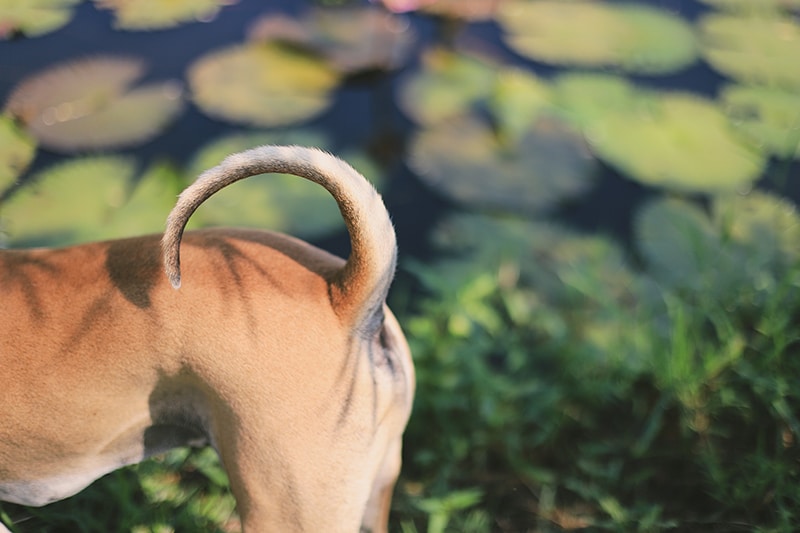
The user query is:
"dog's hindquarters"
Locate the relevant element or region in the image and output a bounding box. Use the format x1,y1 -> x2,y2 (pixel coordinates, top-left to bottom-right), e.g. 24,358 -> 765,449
161,146 -> 413,532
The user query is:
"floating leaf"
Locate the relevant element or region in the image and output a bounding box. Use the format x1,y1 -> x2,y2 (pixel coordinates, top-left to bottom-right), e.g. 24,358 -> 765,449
420,0 -> 500,21
247,13 -> 308,43
0,114 -> 36,190
698,0 -> 800,13
409,113 -> 594,213
498,1 -> 698,74
636,193 -> 800,304
188,42 -> 339,127
4,56 -> 184,152
721,85 -> 800,159
554,74 -> 765,193
699,13 -> 800,89
94,0 -> 236,30
99,161 -> 184,239
185,130 -> 382,238
397,48 -> 497,125
0,156 -> 137,247
712,191 -> 800,267
0,0 -> 80,39
489,68 -> 553,144
635,198 -> 724,294
250,7 -> 414,74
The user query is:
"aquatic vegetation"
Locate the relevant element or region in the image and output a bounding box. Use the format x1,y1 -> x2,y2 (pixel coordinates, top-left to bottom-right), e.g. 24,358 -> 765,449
0,0 -> 80,39
721,84 -> 800,159
397,47 -> 498,126
0,156 -> 138,246
554,73 -> 765,193
409,113 -> 594,213
3,56 -> 184,152
94,0 -> 237,30
0,115 -> 35,190
699,12 -> 800,89
698,0 -> 800,13
188,42 -> 339,127
249,6 -> 414,74
498,0 -> 698,74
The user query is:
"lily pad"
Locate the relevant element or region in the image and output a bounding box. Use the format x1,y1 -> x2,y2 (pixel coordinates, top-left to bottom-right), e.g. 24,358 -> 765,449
409,113 -> 594,213
94,0 -> 236,30
698,0 -> 800,13
0,156 -> 137,247
699,13 -> 800,89
249,7 -> 414,74
188,42 -> 339,127
554,73 -> 765,193
420,0 -> 500,21
498,1 -> 698,74
489,68 -> 553,144
635,197 -> 724,294
635,192 -> 800,304
721,85 -> 800,159
4,56 -> 184,152
0,114 -> 36,190
712,191 -> 800,266
397,47 -> 497,125
185,130 -> 382,239
99,161 -> 185,239
0,0 -> 80,39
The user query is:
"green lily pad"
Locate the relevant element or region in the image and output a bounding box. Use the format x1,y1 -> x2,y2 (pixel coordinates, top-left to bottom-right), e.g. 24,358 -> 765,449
409,113 -> 594,213
712,191 -> 800,266
635,192 -> 800,303
554,73 -> 648,123
94,0 -> 235,30
0,114 -> 36,190
420,0 -> 499,21
249,7 -> 414,74
0,156 -> 137,247
4,56 -> 184,152
635,197 -> 724,294
554,73 -> 765,193
399,50 -> 555,134
498,1 -> 698,74
699,13 -> 800,89
698,0 -> 800,13
489,68 -> 554,144
185,130 -> 382,239
100,161 -> 184,239
397,48 -> 498,125
721,84 -> 800,159
188,42 -> 339,127
0,0 -> 80,39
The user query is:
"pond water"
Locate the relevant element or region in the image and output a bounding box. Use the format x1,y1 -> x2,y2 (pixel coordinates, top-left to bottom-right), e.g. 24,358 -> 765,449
1,0 -> 798,262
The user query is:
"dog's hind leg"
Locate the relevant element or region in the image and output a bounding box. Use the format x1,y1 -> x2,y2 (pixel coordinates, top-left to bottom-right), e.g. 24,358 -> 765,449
215,419 -> 381,533
359,437 -> 403,533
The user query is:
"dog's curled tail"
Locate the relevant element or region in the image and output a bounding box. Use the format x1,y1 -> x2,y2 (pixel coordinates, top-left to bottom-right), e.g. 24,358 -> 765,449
162,145 -> 397,327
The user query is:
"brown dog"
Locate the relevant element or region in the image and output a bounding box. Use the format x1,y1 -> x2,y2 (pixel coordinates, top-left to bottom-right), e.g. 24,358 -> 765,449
0,145 -> 415,532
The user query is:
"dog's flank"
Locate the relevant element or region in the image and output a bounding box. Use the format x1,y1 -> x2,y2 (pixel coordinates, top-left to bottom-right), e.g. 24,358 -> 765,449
163,145 -> 397,330
1,145 -> 414,532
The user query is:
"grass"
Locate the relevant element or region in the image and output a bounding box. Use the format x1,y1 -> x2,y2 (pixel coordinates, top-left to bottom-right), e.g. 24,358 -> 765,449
2,207 -> 799,532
